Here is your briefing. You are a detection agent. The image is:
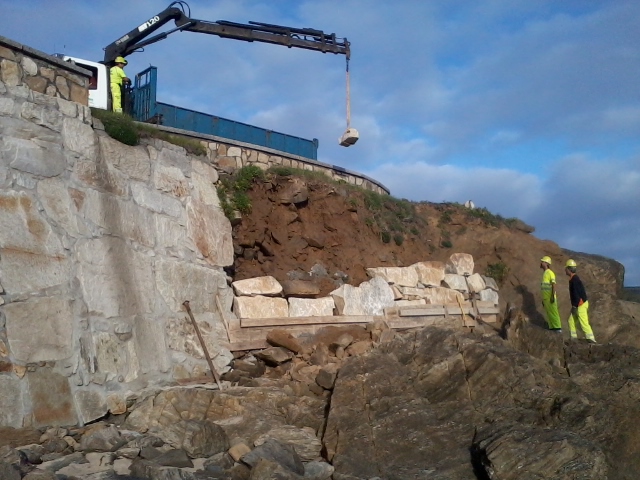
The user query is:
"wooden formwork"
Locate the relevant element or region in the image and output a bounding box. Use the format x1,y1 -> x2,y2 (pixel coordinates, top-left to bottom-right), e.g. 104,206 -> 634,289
224,301 -> 500,351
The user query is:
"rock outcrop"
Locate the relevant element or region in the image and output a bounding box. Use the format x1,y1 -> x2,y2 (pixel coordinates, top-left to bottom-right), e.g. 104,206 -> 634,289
2,316 -> 640,478
325,322 -> 640,479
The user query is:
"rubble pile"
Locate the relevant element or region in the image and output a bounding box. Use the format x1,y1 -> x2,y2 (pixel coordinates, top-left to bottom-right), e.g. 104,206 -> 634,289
0,320 -> 395,480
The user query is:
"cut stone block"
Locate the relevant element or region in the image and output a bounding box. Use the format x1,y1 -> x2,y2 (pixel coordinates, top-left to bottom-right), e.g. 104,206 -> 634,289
331,276 -> 395,316
77,237 -> 154,318
366,266 -> 419,287
467,273 -> 486,293
412,262 -> 445,287
479,289 -> 500,305
482,276 -> 500,291
232,276 -> 283,296
398,286 -> 427,300
422,287 -> 465,305
0,375 -> 24,428
443,274 -> 469,292
5,296 -> 73,363
233,296 -> 289,319
186,198 -> 233,267
446,253 -> 474,275
155,257 -> 228,313
27,369 -> 77,427
0,191 -> 64,255
289,297 -> 335,317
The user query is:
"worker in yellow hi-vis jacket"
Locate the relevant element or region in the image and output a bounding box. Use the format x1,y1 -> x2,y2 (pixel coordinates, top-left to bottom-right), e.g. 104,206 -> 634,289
110,56 -> 129,113
540,256 -> 562,332
564,259 -> 596,343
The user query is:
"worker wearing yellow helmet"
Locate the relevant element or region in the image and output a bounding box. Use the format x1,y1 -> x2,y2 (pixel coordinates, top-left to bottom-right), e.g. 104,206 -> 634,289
564,259 -> 596,343
540,255 -> 561,332
110,56 -> 130,113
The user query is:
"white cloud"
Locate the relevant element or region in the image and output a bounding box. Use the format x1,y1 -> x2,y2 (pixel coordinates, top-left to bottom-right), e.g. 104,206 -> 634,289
368,162 -> 541,217
524,153 -> 640,285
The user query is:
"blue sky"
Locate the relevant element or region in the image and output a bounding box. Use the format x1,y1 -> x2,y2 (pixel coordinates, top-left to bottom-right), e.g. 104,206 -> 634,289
2,0 -> 639,285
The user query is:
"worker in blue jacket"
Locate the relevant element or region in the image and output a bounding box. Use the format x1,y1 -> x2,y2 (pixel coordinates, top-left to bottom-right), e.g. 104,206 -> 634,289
565,259 -> 596,343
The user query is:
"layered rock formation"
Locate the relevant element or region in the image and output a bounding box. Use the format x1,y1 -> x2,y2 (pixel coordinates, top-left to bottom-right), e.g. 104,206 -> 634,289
2,314 -> 640,479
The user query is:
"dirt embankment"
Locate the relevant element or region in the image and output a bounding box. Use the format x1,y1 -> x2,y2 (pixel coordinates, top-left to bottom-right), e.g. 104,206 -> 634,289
227,171 -> 638,345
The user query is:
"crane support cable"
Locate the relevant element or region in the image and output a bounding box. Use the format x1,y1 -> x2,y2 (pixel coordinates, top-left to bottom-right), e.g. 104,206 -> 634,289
338,55 -> 359,147
346,56 -> 351,129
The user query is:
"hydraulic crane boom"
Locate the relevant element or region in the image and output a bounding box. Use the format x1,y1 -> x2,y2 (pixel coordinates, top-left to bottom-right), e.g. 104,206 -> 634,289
103,1 -> 350,65
101,1 -> 357,147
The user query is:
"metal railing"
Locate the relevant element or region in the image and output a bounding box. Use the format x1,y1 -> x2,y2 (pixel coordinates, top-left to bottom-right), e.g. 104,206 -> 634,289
133,66 -> 318,160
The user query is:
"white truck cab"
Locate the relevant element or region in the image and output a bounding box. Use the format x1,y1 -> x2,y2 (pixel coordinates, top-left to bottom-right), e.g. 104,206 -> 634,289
58,56 -> 109,110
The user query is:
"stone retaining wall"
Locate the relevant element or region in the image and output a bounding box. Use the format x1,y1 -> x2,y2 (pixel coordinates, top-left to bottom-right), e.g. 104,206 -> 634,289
0,35 -> 89,105
145,124 -> 390,195
232,254 -> 500,320
0,44 -> 238,428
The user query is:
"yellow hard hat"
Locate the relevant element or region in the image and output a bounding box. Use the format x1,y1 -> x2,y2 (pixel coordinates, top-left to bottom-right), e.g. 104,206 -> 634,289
565,259 -> 577,268
540,256 -> 552,264
115,56 -> 128,65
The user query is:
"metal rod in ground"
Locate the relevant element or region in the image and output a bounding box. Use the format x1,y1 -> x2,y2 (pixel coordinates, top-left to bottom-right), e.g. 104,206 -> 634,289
215,294 -> 232,344
182,300 -> 223,390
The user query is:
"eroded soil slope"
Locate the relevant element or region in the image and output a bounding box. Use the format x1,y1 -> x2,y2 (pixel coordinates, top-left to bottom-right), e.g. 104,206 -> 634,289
229,171 -> 638,345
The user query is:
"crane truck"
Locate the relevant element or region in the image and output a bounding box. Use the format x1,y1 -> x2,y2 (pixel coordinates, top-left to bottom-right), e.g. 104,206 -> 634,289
59,1 -> 358,153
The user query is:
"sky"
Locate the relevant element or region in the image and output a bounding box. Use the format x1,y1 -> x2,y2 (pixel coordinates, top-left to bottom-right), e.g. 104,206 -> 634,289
2,0 -> 639,285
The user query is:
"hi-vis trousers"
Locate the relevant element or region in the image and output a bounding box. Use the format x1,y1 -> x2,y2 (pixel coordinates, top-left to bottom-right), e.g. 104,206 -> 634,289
568,301 -> 595,342
111,83 -> 123,113
542,293 -> 561,330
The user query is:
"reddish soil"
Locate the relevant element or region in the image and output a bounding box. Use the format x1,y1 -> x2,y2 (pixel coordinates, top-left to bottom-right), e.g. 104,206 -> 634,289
229,172 -> 625,327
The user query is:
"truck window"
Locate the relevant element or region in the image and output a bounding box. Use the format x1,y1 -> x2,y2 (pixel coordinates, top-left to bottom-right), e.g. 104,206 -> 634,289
75,62 -> 99,90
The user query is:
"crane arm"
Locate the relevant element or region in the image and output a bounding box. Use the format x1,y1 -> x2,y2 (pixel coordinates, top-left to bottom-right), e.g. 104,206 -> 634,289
103,3 -> 191,65
103,1 -> 350,65
184,20 -> 350,58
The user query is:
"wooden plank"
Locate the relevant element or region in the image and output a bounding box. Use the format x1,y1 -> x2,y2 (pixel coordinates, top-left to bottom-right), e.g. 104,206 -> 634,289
215,294 -> 231,343
476,301 -> 498,308
229,322 -> 370,346
383,307 -> 400,318
477,306 -> 500,315
387,303 -> 445,312
228,300 -> 499,351
240,315 -> 378,328
227,316 -> 241,330
445,305 -> 473,315
176,375 -> 217,385
474,301 -> 500,315
398,306 -> 446,317
402,304 -> 448,312
387,316 -> 442,329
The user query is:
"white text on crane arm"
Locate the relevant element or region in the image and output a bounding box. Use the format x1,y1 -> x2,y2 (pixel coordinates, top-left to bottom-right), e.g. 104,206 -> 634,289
138,16 -> 161,33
